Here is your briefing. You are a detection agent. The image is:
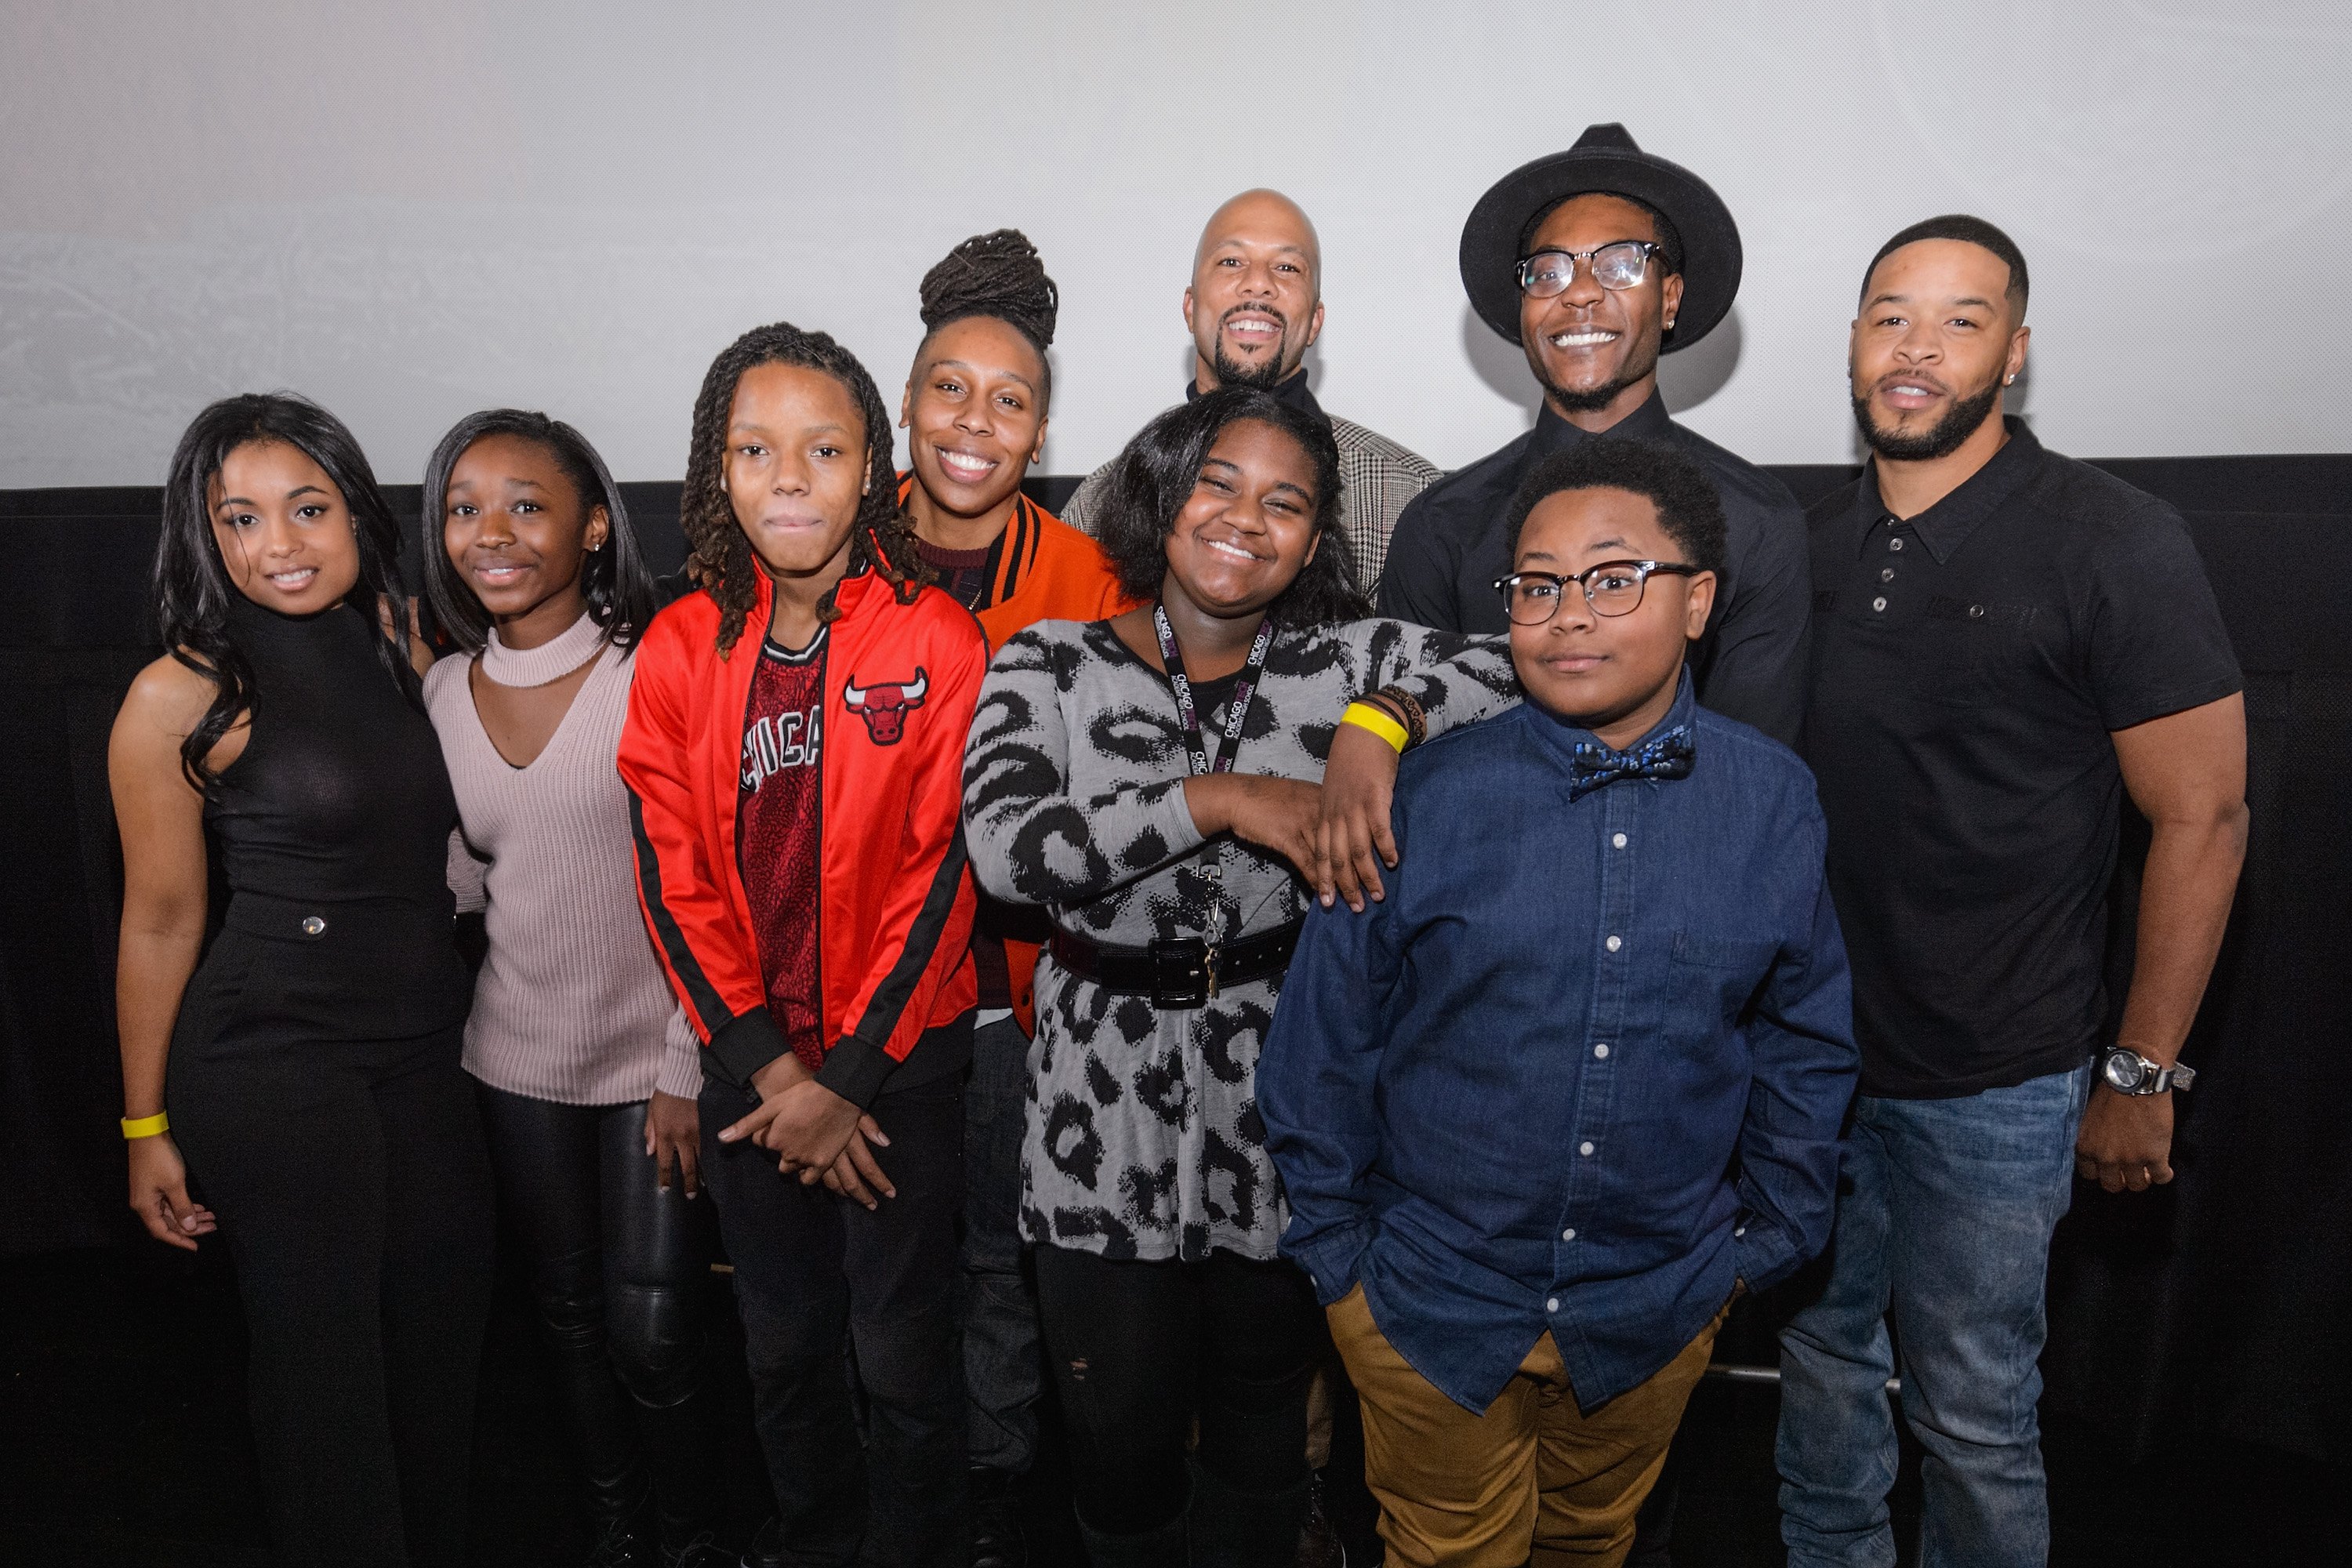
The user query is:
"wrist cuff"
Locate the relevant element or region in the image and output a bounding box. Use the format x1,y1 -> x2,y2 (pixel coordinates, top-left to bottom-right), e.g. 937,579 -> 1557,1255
707,1010 -> 789,1092
814,1036 -> 898,1111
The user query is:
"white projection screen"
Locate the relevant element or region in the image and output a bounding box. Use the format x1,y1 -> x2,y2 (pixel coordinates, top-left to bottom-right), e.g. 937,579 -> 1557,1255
5,0 -> 2347,489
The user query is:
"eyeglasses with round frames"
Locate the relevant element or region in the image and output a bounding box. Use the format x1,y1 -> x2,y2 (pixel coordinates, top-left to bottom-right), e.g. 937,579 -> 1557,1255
1493,560 -> 1704,625
1515,241 -> 1661,299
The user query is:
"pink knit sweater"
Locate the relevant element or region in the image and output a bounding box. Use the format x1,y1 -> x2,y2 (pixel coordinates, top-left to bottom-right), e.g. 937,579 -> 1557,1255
426,620 -> 702,1105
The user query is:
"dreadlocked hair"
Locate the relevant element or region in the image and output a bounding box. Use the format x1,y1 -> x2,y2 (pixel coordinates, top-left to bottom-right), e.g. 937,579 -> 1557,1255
916,228 -> 1057,403
678,321 -> 931,655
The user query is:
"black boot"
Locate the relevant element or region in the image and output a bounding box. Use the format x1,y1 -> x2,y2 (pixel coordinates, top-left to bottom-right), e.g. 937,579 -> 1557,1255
583,1477 -> 660,1568
1076,1510 -> 1188,1568
662,1533 -> 732,1568
738,1516 -> 786,1568
1186,1460 -> 1312,1568
972,1465 -> 1029,1568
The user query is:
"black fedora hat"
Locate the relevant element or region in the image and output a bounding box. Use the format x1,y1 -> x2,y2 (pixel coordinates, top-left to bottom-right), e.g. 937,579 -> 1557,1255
1459,122 -> 1742,353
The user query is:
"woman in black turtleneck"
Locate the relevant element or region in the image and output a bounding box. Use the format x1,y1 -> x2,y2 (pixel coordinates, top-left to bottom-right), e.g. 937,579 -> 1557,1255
109,394 -> 492,1568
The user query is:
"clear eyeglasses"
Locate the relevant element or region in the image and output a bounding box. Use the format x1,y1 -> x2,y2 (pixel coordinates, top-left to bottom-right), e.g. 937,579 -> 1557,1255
1494,561 -> 1704,625
1515,241 -> 1662,298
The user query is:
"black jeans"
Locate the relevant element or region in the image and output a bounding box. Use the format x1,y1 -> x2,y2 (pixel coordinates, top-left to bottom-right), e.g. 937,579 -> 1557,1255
476,1083 -> 723,1538
170,1024 -> 493,1568
962,1014 -> 1043,1476
700,1063 -> 968,1567
1033,1245 -> 1320,1537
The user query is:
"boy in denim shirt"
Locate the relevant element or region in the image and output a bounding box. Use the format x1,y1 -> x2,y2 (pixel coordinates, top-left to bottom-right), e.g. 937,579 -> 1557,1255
1261,439 -> 1858,1567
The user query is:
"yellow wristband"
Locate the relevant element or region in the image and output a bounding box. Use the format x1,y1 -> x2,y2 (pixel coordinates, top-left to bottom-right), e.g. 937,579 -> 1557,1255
121,1112 -> 169,1140
1341,702 -> 1410,753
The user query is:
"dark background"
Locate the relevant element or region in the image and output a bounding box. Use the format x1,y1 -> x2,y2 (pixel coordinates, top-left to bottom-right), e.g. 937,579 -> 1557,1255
3,457 -> 2346,1563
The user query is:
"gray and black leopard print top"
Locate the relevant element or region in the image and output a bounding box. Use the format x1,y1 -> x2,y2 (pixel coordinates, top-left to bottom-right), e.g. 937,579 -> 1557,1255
963,616 -> 1515,1263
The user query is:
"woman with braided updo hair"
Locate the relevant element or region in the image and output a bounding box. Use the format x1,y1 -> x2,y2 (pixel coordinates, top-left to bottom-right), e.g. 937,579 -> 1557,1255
619,321 -> 991,1565
898,227 -> 1130,644
894,229 -> 1133,1564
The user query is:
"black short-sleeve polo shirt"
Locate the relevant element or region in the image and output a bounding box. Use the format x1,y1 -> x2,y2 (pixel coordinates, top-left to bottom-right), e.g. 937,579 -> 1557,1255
1804,420 -> 2242,1098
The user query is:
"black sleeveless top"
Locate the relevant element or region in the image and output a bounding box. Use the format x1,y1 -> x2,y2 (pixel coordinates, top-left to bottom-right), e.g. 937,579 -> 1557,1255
176,597 -> 469,1047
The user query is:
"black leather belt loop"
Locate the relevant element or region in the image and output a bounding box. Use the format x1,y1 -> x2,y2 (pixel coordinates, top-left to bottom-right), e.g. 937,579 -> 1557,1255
1048,920 -> 1305,1008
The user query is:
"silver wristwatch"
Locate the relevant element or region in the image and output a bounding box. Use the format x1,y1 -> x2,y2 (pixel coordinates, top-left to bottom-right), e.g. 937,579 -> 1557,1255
2100,1047 -> 2195,1096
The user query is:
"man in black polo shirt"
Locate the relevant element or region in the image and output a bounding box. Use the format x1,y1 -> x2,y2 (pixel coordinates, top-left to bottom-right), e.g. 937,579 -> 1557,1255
1378,124 -> 1810,746
1778,216 -> 2248,1567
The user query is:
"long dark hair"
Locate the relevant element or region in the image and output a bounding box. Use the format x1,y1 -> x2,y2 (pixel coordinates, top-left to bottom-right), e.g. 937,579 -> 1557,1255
419,408 -> 656,655
680,321 -> 928,655
155,392 -> 416,786
1094,386 -> 1367,628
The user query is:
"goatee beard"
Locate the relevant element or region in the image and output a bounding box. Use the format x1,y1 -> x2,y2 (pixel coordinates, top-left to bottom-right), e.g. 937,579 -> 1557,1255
1211,344 -> 1289,390
1533,336 -> 1661,416
1853,377 -> 2002,462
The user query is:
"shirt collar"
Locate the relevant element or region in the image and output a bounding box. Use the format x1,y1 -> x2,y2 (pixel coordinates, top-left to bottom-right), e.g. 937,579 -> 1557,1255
1185,367 -> 1324,422
1526,387 -> 1674,466
1526,666 -> 1698,762
1854,416 -> 2043,563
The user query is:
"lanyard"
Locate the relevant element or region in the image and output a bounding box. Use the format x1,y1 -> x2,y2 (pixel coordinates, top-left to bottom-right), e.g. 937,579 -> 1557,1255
1152,602 -> 1276,777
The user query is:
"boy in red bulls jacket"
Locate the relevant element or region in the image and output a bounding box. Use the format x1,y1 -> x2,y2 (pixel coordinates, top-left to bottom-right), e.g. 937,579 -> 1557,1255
620,321 -> 985,1566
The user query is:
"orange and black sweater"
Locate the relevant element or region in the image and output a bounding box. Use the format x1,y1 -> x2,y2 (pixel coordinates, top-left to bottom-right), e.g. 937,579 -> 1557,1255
898,479 -> 1136,1033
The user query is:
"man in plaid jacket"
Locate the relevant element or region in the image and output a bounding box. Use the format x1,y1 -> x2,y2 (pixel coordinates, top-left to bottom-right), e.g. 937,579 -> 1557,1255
1058,187 -> 1439,590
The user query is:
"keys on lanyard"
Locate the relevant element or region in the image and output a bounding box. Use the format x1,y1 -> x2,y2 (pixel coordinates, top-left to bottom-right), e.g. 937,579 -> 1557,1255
1153,603 -> 1278,967
1153,602 -> 1276,777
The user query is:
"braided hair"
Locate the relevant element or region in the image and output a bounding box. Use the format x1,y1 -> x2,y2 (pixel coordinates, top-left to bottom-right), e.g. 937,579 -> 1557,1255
679,321 -> 929,655
915,228 -> 1057,403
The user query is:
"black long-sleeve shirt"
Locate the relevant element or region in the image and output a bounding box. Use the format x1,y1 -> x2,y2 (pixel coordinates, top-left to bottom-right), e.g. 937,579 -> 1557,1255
1377,392 -> 1812,747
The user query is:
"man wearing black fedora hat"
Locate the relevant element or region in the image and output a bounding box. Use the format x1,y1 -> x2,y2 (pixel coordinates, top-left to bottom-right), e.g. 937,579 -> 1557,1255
1378,123 -> 1809,748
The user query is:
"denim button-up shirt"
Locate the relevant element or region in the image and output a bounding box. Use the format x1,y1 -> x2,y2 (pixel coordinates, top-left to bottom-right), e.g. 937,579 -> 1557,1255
1259,677 -> 1857,1413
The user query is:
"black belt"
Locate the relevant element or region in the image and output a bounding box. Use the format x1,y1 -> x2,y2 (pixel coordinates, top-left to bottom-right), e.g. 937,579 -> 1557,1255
1047,920 -> 1304,1008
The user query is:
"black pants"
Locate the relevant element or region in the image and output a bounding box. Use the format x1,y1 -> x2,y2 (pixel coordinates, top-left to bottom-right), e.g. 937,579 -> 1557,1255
170,1024 -> 494,1568
962,1014 -> 1043,1476
476,1083 -> 723,1539
699,1065 -> 967,1567
1033,1245 -> 1320,1537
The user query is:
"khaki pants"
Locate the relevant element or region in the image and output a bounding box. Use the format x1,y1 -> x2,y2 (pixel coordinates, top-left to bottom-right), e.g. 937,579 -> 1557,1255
1327,1285 -> 1726,1567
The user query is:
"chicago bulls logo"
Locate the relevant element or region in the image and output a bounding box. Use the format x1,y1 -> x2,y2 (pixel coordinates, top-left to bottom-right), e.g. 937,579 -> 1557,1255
841,667 -> 927,746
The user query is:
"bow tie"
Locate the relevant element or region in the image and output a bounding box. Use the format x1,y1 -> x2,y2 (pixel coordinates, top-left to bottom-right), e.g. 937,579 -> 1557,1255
1569,725 -> 1696,800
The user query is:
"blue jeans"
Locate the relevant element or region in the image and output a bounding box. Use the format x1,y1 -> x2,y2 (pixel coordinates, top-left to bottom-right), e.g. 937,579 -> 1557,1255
1777,1063 -> 2092,1568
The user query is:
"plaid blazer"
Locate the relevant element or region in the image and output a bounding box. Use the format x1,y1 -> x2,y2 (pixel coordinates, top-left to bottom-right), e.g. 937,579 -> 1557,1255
1059,410 -> 1442,590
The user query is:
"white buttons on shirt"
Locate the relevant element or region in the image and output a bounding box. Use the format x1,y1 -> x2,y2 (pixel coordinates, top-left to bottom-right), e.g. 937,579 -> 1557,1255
1734,1226 -> 1746,1239
1612,832 -> 1628,849
1889,537 -> 1905,552
1605,935 -> 1622,953
1579,1141 -> 1595,1156
1880,567 -> 1896,582
1563,1228 -> 1577,1242
1546,1297 -> 1560,1312
1594,1043 -> 1610,1059
1871,596 -> 1889,612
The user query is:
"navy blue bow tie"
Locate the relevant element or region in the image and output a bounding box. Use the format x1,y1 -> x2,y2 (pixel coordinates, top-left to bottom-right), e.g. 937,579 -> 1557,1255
1568,725 -> 1696,800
